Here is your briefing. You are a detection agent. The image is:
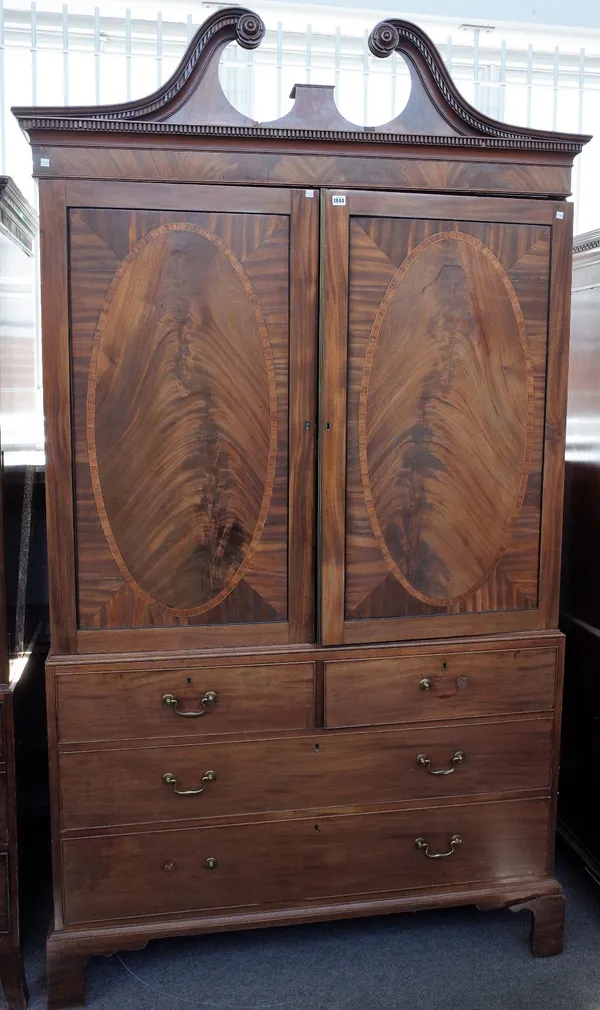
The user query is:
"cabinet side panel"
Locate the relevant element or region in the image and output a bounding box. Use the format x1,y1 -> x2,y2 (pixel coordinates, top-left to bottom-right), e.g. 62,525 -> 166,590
40,180 -> 77,653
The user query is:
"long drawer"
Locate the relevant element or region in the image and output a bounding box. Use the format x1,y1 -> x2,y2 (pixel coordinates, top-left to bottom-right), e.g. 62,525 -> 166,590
325,648 -> 557,728
62,797 -> 550,924
55,663 -> 316,743
59,717 -> 553,829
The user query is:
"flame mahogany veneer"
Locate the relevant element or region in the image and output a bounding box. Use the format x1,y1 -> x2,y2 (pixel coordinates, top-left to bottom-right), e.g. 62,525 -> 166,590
12,8 -> 590,1007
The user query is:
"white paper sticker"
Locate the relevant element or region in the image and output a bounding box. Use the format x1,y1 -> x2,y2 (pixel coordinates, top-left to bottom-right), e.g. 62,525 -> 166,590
40,157 -> 50,168
556,210 -> 564,219
332,195 -> 346,206
305,189 -> 315,198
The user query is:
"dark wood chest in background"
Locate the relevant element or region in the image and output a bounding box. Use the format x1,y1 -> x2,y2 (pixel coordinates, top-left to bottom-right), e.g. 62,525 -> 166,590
0,462 -> 27,1010
559,229 -> 600,876
0,177 -> 40,1010
12,8 -> 590,1008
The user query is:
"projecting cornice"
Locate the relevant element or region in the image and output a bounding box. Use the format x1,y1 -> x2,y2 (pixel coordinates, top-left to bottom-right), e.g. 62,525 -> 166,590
12,8 -> 591,156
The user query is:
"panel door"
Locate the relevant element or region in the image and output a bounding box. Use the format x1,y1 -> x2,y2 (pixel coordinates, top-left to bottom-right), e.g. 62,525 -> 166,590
66,183 -> 317,652
320,190 -> 571,645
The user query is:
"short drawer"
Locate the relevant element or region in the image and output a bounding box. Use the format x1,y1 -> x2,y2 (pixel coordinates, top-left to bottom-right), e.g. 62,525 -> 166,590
59,716 -> 553,829
325,648 -> 557,728
62,797 -> 550,924
55,663 -> 316,743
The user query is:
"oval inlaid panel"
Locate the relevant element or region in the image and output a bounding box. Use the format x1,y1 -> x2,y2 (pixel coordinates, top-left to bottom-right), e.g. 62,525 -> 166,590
87,223 -> 278,615
359,231 -> 534,607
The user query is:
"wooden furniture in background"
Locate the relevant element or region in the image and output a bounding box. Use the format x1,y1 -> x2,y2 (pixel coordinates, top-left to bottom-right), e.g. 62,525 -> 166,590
0,439 -> 27,1010
12,8 -> 589,1007
0,176 -> 39,1010
559,229 -> 600,877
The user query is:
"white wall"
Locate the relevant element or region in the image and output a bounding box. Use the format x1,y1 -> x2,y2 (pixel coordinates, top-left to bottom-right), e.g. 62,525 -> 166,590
3,0 -> 599,450
274,0 -> 600,30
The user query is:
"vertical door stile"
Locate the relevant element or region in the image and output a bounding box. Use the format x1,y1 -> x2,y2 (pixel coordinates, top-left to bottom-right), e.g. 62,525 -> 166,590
288,189 -> 319,643
319,190 -> 350,645
538,201 -> 574,630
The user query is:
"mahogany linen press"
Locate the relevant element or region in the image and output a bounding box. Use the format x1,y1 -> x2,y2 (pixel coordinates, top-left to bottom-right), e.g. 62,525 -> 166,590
12,9 -> 590,1007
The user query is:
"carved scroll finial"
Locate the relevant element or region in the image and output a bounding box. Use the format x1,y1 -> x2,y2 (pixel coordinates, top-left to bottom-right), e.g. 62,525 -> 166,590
236,12 -> 265,49
11,7 -> 591,153
368,22 -> 400,58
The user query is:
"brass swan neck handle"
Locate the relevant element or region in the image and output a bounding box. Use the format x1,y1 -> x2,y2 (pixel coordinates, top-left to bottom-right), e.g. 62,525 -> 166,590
162,691 -> 218,717
415,835 -> 462,859
162,770 -> 217,796
416,750 -> 465,775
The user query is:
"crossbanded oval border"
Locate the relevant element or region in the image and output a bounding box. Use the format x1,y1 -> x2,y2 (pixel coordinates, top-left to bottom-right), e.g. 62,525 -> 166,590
358,229 -> 535,608
86,221 -> 279,617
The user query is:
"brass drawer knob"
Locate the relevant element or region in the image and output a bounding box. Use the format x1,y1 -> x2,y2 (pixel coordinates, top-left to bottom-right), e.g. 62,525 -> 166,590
162,691 -> 218,717
163,770 -> 217,796
204,857 -> 218,870
416,750 -> 465,776
415,835 -> 462,859
419,678 -> 432,691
